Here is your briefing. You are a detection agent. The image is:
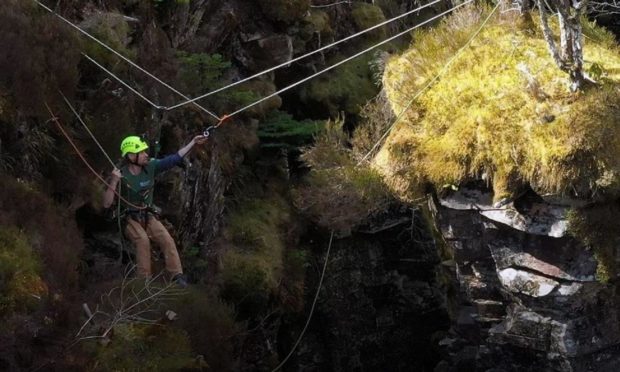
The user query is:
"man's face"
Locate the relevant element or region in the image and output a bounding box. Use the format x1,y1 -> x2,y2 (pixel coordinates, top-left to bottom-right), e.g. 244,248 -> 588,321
129,150 -> 149,165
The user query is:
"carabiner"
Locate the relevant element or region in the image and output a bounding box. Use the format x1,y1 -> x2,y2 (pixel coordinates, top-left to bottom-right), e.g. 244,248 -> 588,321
203,126 -> 215,138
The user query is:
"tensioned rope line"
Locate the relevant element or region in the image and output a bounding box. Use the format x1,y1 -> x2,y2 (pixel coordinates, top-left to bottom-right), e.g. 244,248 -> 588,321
34,0 -> 220,120
59,90 -> 116,167
166,0 -> 445,111
221,0 -> 474,121
82,53 -> 164,110
271,231 -> 334,372
44,102 -> 147,211
357,2 -> 500,165
310,1 -> 352,8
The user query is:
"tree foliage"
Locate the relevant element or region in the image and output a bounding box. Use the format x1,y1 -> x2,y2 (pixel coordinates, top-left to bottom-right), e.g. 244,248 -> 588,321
0,0 -> 80,115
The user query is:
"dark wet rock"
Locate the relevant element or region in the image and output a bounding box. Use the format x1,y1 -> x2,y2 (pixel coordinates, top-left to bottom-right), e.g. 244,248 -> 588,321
432,185 -> 620,371
234,33 -> 293,72
283,204 -> 450,371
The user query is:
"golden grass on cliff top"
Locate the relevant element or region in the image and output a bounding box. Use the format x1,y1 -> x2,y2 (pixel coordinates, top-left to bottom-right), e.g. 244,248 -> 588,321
375,5 -> 620,201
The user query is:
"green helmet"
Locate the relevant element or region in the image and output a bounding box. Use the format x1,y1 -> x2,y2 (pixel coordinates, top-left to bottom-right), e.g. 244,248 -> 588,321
120,136 -> 149,157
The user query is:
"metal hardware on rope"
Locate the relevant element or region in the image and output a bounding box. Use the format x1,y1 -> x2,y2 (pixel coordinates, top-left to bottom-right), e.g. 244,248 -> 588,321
202,126 -> 215,138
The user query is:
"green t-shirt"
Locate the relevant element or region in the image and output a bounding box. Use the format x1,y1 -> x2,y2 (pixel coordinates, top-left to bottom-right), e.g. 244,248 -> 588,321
119,159 -> 158,211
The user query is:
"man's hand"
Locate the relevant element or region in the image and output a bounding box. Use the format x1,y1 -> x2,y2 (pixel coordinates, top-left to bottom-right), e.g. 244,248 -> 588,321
193,134 -> 208,145
111,168 -> 122,180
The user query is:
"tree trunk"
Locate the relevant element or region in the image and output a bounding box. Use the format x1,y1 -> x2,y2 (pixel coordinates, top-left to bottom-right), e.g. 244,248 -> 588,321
537,0 -> 588,91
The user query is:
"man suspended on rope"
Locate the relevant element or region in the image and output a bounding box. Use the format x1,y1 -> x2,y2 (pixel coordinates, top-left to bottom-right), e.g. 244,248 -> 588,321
102,134 -> 208,288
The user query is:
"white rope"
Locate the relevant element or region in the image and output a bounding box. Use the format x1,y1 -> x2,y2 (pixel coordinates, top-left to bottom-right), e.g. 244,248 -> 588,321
310,1 -> 352,8
34,0 -> 220,120
59,90 -> 116,167
224,0 -> 473,120
166,0 -> 446,111
271,231 -> 334,372
82,53 -> 164,109
357,2 -> 501,165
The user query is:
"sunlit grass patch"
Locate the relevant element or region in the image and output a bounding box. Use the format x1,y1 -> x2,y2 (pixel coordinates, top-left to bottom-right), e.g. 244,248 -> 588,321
377,5 -> 620,201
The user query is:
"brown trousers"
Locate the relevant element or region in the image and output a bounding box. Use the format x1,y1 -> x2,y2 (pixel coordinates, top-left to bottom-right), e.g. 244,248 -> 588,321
125,216 -> 183,278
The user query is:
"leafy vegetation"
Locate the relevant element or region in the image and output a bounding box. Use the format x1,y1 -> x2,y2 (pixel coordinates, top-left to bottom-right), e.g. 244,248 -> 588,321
299,51 -> 382,117
376,5 -> 620,202
0,227 -> 46,315
0,178 -> 82,294
0,0 -> 80,115
176,51 -> 261,114
258,110 -> 324,149
295,118 -> 393,235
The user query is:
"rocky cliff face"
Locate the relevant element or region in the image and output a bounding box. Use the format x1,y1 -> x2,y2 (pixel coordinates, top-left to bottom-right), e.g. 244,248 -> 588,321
432,185 -> 620,372
282,205 -> 451,371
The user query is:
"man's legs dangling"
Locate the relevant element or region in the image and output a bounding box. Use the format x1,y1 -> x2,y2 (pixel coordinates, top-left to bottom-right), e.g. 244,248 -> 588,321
125,218 -> 152,278
146,216 -> 183,277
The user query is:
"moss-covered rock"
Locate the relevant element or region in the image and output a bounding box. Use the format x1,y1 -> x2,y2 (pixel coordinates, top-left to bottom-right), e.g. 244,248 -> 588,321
375,5 -> 620,202
352,3 -> 387,40
300,9 -> 332,42
80,12 -> 135,67
256,0 -> 310,24
220,194 -> 291,316
85,324 -> 197,371
567,205 -> 620,283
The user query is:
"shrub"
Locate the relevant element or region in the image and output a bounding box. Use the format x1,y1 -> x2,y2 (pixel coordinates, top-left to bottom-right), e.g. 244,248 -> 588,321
0,0 -> 80,115
176,52 -> 260,113
171,288 -> 238,371
258,110 -> 324,150
0,227 -> 47,315
299,52 -> 381,117
0,178 -> 82,294
295,118 -> 393,235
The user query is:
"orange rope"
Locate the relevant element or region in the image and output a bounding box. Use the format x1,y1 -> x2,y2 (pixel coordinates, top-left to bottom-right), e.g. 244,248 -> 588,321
44,102 -> 146,211
215,113 -> 230,128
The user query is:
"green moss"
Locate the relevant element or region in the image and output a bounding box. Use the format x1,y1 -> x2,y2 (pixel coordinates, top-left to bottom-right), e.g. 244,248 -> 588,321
86,324 -> 196,371
221,194 -> 292,316
220,252 -> 270,317
299,52 -> 381,117
567,206 -> 620,283
227,195 -> 290,252
0,226 -> 46,315
376,5 -> 620,201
